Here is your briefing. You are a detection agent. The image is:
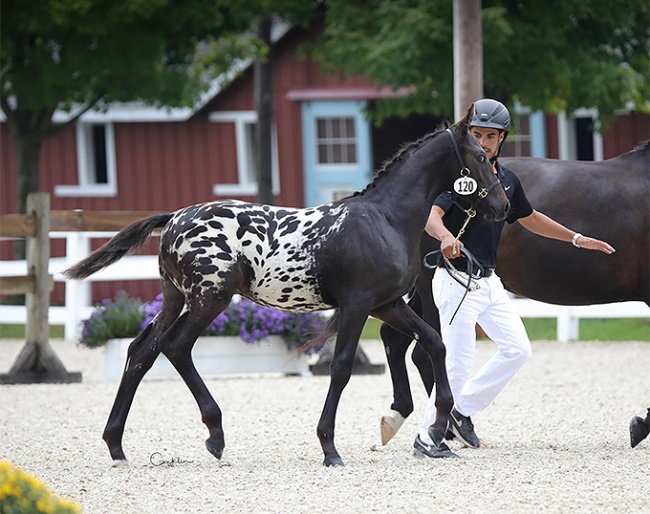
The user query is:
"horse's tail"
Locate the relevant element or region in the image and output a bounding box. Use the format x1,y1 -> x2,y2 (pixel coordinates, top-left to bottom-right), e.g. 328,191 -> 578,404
62,213 -> 173,280
294,309 -> 339,356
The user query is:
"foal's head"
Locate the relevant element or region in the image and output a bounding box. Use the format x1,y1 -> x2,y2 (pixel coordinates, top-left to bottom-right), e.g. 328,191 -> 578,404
447,105 -> 510,222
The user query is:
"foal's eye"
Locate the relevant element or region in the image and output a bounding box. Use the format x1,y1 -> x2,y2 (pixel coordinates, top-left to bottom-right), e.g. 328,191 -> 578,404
477,154 -> 486,163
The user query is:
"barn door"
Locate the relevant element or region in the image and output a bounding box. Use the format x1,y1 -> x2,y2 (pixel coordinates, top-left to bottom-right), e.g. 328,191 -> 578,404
301,100 -> 372,207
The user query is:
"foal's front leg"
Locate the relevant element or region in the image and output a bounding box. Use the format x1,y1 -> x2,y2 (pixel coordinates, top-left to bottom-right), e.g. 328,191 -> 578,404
317,305 -> 370,467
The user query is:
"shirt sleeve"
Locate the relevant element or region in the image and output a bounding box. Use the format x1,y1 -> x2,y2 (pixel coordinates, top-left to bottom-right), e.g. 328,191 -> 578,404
506,173 -> 533,223
433,191 -> 454,213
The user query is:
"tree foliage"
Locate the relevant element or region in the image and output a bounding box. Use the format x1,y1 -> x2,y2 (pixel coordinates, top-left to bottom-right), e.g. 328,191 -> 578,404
1,0 -> 252,113
1,0 -> 318,219
0,0 -> 255,217
313,0 -> 649,125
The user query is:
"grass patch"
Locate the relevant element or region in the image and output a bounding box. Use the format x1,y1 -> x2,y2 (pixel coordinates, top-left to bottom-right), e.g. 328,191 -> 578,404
518,318 -> 649,341
579,318 -> 650,341
0,324 -> 65,339
1,318 -> 648,342
359,317 -> 648,342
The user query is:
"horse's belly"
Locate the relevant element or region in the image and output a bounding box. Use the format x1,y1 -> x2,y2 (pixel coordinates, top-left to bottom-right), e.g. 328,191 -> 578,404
246,255 -> 329,312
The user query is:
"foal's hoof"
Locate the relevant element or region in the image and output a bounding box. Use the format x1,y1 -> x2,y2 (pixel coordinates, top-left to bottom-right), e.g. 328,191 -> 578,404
111,459 -> 129,468
205,438 -> 224,460
323,456 -> 345,467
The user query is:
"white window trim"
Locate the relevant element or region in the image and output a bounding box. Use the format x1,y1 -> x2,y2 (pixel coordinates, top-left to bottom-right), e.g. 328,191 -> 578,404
54,122 -> 118,197
505,104 -> 532,157
314,115 -> 358,171
209,110 -> 280,196
557,109 -> 604,161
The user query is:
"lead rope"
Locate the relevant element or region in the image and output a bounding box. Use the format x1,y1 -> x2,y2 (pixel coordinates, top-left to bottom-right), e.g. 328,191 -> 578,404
423,208 -> 482,325
443,209 -> 480,325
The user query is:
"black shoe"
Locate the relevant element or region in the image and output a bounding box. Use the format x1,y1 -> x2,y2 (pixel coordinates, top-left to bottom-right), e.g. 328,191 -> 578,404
412,435 -> 458,459
448,408 -> 481,448
630,408 -> 650,448
445,429 -> 456,441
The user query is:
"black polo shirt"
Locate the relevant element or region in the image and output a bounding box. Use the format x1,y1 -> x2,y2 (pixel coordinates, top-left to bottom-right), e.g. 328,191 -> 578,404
434,162 -> 533,270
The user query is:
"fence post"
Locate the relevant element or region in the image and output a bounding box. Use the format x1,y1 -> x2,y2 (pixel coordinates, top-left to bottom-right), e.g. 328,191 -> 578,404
64,232 -> 91,341
25,193 -> 50,345
557,307 -> 579,342
0,193 -> 81,384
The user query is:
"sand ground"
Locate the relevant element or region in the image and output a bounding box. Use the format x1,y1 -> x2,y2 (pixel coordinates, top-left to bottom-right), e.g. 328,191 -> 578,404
1,338 -> 649,513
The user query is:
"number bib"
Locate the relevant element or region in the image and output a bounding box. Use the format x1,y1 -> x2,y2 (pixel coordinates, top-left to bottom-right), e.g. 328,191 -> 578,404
453,177 -> 477,196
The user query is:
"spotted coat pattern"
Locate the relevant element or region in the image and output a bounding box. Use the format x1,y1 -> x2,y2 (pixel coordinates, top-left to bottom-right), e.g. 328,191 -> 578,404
159,200 -> 349,312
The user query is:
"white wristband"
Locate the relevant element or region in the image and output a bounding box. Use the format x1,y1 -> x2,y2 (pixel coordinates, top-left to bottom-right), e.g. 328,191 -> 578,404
572,233 -> 582,248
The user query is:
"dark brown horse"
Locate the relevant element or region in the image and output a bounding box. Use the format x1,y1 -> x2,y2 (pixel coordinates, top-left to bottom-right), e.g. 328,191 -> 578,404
63,108 -> 510,467
380,141 -> 650,443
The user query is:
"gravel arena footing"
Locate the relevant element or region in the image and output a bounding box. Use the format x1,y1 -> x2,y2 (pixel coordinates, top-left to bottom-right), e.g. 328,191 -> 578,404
1,338 -> 649,514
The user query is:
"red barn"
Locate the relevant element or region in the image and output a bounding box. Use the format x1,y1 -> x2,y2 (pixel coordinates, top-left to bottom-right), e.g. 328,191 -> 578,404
1,19 -> 648,307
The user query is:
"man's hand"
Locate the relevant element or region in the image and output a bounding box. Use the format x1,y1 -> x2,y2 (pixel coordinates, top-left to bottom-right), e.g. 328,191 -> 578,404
440,235 -> 463,259
575,235 -> 616,254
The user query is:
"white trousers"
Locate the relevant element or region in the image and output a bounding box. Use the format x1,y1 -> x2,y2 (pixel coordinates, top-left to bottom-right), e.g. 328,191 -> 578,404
419,268 -> 532,444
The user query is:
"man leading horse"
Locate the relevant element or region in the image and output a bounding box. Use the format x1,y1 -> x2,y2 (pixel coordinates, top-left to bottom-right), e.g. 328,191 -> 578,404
410,99 -> 616,459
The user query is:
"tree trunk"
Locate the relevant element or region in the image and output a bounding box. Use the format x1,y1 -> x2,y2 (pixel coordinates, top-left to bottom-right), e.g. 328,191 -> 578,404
12,125 -> 45,260
15,133 -> 43,215
4,106 -> 55,259
254,18 -> 274,205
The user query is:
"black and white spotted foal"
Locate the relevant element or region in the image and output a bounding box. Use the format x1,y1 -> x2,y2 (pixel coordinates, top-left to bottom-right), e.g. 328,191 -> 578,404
64,105 -> 509,467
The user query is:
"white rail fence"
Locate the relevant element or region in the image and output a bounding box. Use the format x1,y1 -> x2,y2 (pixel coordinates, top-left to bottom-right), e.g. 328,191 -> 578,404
1,231 -> 649,342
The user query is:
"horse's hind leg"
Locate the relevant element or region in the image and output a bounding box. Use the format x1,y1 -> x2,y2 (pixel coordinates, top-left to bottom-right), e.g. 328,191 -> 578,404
161,297 -> 230,461
103,281 -> 185,466
373,299 -> 453,450
380,321 -> 416,444
410,284 -> 440,396
381,276 -> 440,444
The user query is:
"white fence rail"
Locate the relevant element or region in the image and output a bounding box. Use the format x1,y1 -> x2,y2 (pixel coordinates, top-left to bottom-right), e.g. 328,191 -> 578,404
1,232 -> 649,342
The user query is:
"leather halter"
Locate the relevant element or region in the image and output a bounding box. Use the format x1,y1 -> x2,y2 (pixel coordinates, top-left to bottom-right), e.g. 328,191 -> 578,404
445,128 -> 501,216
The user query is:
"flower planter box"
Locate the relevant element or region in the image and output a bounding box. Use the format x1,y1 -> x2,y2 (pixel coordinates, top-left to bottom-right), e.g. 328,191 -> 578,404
105,336 -> 311,382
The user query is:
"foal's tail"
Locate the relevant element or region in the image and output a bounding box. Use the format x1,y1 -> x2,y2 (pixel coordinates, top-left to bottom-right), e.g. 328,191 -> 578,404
63,213 -> 173,279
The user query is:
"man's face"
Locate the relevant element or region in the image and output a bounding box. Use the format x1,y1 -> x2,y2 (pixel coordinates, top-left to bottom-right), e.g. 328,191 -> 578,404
470,126 -> 504,161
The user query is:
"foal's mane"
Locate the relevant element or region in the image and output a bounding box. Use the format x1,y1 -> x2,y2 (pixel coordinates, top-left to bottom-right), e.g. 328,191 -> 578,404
354,120 -> 451,197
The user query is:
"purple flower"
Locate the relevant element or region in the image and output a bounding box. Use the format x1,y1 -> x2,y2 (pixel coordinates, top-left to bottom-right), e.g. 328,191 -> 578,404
138,296 -> 328,354
82,291 -> 330,354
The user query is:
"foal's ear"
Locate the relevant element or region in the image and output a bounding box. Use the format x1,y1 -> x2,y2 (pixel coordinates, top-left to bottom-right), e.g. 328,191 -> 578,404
457,103 -> 475,135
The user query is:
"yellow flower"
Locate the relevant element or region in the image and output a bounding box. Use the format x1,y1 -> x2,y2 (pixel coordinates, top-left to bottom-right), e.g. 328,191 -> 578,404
0,460 -> 82,514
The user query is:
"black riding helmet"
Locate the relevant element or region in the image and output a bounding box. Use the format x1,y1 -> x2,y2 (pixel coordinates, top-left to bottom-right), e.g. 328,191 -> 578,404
471,98 -> 510,160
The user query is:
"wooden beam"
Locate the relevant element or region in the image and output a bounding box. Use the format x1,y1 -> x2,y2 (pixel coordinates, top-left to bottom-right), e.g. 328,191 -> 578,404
0,275 -> 54,295
1,210 -> 163,237
1,275 -> 35,295
49,210 -> 163,232
0,213 -> 37,238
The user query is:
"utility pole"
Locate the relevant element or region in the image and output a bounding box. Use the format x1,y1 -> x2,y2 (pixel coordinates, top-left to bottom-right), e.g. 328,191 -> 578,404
453,0 -> 483,120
